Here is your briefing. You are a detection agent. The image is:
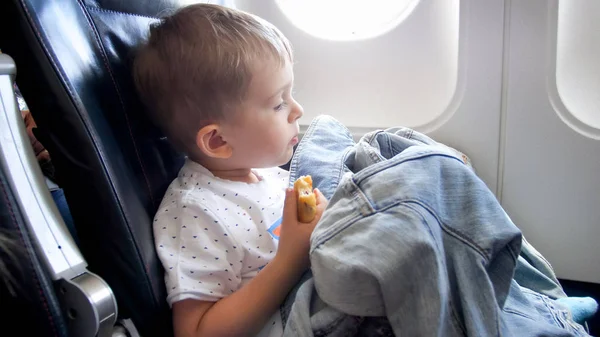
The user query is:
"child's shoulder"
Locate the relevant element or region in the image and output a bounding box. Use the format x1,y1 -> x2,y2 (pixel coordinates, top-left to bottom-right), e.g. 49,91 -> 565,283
155,160 -> 218,207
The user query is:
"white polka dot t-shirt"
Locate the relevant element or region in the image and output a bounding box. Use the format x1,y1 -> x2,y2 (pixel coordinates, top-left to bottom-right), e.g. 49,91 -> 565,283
153,159 -> 289,336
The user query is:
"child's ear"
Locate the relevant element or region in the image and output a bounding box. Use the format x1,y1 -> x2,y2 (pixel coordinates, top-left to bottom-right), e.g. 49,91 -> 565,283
195,124 -> 233,159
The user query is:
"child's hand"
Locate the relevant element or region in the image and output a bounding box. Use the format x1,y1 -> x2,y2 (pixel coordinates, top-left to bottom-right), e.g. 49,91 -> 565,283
275,187 -> 328,270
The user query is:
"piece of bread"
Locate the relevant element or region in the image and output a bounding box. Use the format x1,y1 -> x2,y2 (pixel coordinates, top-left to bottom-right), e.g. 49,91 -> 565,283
294,176 -> 317,223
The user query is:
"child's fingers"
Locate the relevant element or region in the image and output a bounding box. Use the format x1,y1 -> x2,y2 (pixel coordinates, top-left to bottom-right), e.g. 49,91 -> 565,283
314,188 -> 328,208
310,189 -> 329,225
282,188 -> 297,221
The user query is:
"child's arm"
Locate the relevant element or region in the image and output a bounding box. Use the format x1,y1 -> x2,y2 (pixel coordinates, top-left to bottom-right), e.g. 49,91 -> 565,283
172,188 -> 327,337
173,254 -> 301,337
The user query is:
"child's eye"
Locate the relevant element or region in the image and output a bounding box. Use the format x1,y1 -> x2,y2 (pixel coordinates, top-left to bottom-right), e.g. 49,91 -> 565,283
274,101 -> 288,112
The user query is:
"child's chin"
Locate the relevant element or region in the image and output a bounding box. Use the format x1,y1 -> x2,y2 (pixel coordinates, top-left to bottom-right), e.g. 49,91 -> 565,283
278,152 -> 294,167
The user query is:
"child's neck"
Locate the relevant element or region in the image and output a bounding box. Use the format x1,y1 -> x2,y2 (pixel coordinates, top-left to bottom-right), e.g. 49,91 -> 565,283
210,167 -> 260,184
191,156 -> 260,184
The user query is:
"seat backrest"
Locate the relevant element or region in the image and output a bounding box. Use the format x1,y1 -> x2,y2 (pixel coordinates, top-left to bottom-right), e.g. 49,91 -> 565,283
0,1 -> 203,335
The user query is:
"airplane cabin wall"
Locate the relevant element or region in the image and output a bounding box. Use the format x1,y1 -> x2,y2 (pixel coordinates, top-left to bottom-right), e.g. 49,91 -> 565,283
501,0 -> 600,283
235,0 -> 600,283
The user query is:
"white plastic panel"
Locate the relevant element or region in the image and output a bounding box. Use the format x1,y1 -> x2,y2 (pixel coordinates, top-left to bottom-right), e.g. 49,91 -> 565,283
501,0 -> 600,283
0,55 -> 87,281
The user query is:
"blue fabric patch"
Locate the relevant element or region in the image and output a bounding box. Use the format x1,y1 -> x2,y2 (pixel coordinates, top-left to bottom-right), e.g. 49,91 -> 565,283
268,217 -> 282,240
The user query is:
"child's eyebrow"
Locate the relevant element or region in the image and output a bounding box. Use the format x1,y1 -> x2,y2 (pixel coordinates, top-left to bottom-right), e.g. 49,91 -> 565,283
266,81 -> 293,101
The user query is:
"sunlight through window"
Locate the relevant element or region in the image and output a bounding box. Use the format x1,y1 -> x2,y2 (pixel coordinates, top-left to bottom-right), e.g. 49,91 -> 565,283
275,0 -> 421,41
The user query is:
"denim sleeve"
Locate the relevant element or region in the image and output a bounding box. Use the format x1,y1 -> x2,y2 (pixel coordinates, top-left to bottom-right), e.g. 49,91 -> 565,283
288,115 -> 355,198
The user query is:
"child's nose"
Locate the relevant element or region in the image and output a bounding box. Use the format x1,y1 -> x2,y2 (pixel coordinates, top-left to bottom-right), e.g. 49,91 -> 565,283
290,100 -> 304,122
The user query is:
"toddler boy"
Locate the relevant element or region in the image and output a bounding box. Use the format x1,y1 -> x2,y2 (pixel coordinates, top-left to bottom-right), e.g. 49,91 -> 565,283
133,4 -> 327,337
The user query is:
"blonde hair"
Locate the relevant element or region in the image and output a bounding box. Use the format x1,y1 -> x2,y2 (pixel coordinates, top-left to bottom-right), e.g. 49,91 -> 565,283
133,4 -> 293,156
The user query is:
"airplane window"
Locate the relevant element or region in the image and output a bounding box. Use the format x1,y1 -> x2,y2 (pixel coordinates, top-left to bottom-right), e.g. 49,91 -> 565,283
553,0 -> 600,135
274,0 -> 421,41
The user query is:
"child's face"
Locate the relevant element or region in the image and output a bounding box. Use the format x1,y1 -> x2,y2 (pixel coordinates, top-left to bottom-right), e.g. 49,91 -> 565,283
223,58 -> 303,169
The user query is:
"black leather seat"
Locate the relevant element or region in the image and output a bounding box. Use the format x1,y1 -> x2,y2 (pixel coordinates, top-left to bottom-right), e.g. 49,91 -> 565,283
0,1 -> 200,335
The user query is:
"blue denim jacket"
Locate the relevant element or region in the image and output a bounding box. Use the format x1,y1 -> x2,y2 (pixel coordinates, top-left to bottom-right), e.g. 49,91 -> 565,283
282,115 -> 589,337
